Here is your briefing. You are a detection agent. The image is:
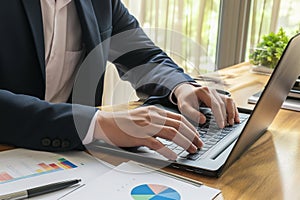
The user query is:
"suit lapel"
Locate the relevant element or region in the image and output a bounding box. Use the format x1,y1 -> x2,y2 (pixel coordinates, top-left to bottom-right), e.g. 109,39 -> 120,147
74,0 -> 101,54
21,0 -> 46,78
73,0 -> 106,106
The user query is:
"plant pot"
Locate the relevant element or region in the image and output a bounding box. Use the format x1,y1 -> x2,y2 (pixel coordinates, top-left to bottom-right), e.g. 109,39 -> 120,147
251,65 -> 273,75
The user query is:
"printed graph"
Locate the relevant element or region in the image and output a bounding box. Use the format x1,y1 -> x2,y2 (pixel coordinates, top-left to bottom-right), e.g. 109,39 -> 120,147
131,184 -> 181,200
0,157 -> 77,184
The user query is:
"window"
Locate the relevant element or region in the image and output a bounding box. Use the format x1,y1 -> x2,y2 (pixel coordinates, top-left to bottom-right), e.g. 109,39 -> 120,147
246,0 -> 300,60
122,0 -> 300,71
122,0 -> 221,75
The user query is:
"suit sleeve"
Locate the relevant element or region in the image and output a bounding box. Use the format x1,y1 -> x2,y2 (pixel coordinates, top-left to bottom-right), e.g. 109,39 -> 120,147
0,89 -> 97,151
109,0 -> 195,100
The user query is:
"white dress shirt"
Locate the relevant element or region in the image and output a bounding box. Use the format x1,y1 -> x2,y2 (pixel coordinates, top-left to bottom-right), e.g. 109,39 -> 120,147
40,0 -> 96,144
41,0 -> 83,103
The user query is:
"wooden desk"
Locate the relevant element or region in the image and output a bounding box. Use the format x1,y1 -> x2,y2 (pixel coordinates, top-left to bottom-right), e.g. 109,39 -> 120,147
1,62 -> 300,199
175,62 -> 300,200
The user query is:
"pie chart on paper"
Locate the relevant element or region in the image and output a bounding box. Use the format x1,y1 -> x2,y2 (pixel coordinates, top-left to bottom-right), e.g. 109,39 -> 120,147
130,184 -> 181,200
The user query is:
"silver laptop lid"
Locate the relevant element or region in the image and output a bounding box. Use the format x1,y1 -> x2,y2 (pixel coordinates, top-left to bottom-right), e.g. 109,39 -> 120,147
222,33 -> 300,172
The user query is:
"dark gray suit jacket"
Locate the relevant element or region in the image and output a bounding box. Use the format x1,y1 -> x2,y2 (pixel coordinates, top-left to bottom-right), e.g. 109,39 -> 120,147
0,0 -> 193,151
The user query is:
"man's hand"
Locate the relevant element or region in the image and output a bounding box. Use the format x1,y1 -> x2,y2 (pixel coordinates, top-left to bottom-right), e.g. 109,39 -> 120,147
94,106 -> 203,160
173,83 -> 240,128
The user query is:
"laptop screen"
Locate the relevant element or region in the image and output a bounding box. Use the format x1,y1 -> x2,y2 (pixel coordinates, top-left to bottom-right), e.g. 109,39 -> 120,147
222,33 -> 300,172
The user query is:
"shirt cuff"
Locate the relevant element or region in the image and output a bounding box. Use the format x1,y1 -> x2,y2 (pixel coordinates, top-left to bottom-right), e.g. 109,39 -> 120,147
82,110 -> 99,145
169,82 -> 202,105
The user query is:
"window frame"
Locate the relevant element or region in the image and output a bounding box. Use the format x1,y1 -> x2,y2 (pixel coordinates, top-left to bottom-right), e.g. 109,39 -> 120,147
216,0 -> 252,69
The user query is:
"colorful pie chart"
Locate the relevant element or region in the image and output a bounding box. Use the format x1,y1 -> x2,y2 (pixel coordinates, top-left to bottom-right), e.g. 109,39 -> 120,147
131,184 -> 181,200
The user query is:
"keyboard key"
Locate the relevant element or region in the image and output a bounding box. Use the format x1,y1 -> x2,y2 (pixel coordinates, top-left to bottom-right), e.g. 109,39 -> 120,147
159,107 -> 250,161
187,152 -> 201,160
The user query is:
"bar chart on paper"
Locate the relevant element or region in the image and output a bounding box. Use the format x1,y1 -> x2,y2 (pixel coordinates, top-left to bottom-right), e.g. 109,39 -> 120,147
0,155 -> 78,184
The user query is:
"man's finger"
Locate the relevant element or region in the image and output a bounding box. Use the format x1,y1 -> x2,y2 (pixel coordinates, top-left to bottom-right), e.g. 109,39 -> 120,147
209,99 -> 226,128
178,103 -> 206,125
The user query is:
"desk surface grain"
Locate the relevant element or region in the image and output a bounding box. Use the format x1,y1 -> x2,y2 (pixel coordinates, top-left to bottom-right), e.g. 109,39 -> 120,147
181,62 -> 300,200
1,63 -> 299,200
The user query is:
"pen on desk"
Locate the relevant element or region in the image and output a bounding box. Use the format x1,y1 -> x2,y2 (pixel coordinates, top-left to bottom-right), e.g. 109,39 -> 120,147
0,179 -> 81,200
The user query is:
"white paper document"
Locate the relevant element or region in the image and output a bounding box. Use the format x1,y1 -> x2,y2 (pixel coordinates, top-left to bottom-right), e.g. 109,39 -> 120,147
62,161 -> 222,200
0,149 -> 113,199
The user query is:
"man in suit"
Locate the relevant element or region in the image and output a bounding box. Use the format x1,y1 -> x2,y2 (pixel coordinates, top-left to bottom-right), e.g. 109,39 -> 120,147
0,0 -> 239,160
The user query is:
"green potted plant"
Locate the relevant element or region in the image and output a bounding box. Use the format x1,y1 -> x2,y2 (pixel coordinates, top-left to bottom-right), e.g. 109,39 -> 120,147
249,27 -> 289,74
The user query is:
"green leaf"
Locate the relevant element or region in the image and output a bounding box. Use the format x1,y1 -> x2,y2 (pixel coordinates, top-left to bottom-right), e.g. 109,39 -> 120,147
249,27 -> 291,69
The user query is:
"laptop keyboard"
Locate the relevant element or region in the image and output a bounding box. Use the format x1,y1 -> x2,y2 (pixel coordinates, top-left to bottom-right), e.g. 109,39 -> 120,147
158,108 -> 249,160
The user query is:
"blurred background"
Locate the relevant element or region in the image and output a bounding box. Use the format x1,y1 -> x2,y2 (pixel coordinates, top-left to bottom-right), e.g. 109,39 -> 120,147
103,0 -> 300,105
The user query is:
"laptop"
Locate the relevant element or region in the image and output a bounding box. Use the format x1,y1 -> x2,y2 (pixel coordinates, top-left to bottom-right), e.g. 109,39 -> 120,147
88,33 -> 300,177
